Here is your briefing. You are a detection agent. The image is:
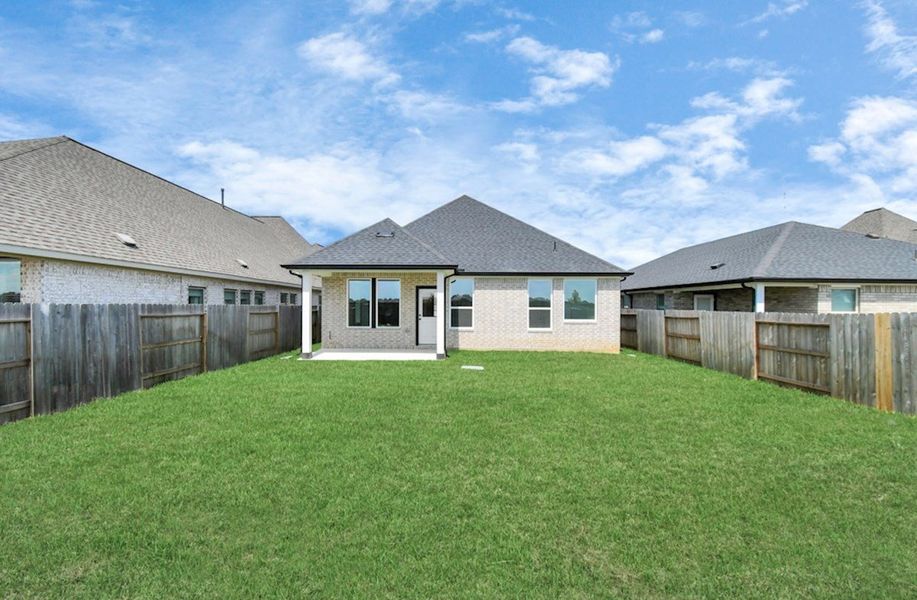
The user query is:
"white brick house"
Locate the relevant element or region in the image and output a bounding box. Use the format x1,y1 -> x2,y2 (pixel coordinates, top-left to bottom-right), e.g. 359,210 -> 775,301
284,196 -> 628,359
0,136 -> 321,306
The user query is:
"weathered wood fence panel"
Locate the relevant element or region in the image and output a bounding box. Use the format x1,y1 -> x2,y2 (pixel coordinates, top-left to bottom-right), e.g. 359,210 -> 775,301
620,308 -> 916,415
1,303 -> 304,424
0,304 -> 32,424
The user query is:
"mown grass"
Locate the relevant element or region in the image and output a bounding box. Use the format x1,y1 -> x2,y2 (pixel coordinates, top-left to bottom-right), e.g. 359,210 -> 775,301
0,350 -> 915,598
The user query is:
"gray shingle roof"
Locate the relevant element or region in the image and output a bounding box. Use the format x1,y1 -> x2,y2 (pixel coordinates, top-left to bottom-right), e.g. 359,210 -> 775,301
842,207 -> 917,244
0,136 -> 319,287
284,218 -> 455,268
286,195 -> 627,274
623,221 -> 917,291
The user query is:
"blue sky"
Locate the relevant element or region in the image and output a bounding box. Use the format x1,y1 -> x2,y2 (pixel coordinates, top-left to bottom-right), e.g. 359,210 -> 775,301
1,0 -> 916,267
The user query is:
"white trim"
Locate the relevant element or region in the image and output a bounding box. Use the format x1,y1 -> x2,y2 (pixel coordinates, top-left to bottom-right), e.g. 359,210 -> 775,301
345,278 -> 373,329
447,276 -> 475,330
693,294 -> 715,311
562,278 -> 598,323
301,272 -> 313,354
1,243 -> 306,290
435,271 -> 446,355
374,278 -> 402,329
527,277 -> 553,332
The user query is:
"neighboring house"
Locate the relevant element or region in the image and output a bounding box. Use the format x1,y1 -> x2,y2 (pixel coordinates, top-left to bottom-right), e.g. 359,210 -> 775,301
622,220 -> 917,314
283,195 -> 629,358
0,136 -> 321,306
841,207 -> 917,244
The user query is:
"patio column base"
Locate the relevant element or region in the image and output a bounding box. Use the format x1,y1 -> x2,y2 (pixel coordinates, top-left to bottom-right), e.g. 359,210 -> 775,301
300,352 -> 313,360
436,353 -> 446,360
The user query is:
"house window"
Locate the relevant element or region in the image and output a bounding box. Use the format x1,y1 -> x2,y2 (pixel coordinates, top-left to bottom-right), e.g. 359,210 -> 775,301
564,279 -> 597,321
449,278 -> 474,329
656,294 -> 666,310
376,279 -> 401,327
188,287 -> 205,305
240,290 -> 252,305
831,288 -> 858,312
290,293 -> 297,305
224,289 -> 237,304
622,293 -> 632,309
348,279 -> 372,327
528,278 -> 552,330
693,294 -> 715,311
280,293 -> 289,304
254,291 -> 264,305
0,258 -> 22,303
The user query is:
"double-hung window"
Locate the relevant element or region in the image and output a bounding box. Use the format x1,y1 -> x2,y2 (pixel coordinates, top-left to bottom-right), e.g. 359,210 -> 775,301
564,279 -> 597,321
224,289 -> 237,305
375,280 -> 400,327
449,278 -> 474,329
622,294 -> 632,309
528,279 -> 552,330
348,279 -> 372,327
188,287 -> 205,305
280,293 -> 289,304
254,291 -> 264,305
655,294 -> 666,311
240,290 -> 252,305
290,293 -> 297,305
831,288 -> 858,312
0,258 -> 21,303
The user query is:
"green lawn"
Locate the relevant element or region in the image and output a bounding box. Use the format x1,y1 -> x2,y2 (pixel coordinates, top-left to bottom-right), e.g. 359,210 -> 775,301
1,351 -> 915,598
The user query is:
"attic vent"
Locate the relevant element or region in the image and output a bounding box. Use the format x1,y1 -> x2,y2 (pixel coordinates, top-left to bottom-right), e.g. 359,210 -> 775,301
865,233 -> 881,239
236,259 -> 249,269
710,262 -> 726,270
116,233 -> 138,248
375,231 -> 395,238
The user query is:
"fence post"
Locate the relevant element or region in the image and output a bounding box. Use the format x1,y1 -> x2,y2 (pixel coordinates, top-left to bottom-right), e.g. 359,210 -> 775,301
200,311 -> 208,374
875,312 -> 893,412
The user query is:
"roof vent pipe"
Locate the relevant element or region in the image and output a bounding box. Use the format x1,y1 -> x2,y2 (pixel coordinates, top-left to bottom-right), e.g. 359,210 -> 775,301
221,188 -> 225,208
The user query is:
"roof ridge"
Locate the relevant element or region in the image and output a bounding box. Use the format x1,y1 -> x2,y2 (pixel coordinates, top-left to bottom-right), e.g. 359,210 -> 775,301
0,136 -> 68,164
392,220 -> 453,263
753,221 -> 796,278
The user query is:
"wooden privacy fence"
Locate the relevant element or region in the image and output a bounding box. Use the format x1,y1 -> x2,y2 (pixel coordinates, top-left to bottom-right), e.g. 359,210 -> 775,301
621,309 -> 917,415
0,303 -> 304,424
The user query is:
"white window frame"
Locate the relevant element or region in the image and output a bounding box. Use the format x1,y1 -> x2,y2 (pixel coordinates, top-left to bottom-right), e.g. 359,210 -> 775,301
375,278 -> 402,329
239,290 -> 252,305
693,294 -> 715,311
224,289 -> 237,305
346,278 -> 373,329
527,278 -> 553,332
448,277 -> 475,330
830,287 -> 859,313
188,286 -> 205,305
563,278 -> 598,323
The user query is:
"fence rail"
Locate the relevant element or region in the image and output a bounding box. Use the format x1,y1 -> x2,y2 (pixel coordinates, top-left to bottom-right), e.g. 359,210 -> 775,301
621,309 -> 916,415
0,303 -> 305,424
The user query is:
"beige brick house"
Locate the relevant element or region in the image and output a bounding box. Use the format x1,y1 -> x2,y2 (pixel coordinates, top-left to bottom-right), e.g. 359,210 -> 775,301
284,196 -> 629,359
0,136 -> 321,306
622,215 -> 917,314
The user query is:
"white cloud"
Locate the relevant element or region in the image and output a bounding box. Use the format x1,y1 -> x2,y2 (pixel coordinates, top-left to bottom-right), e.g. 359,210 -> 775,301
384,90 -> 468,121
561,136 -> 668,178
496,36 -> 617,111
349,0 -> 393,15
746,1 -> 808,24
862,0 -> 917,80
464,25 -> 519,44
495,7 -> 535,21
298,32 -> 400,86
809,96 -> 917,194
688,56 -> 782,76
641,29 -> 665,44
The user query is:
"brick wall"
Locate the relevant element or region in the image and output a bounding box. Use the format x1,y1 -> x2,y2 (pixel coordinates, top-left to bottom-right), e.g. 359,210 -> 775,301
322,273 -> 621,352
630,292 -> 661,310
446,277 -> 620,352
765,287 -> 817,313
14,256 -> 302,305
860,285 -> 917,312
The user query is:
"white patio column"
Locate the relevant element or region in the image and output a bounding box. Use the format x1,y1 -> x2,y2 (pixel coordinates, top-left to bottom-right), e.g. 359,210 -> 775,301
753,283 -> 766,313
301,271 -> 313,358
435,271 -> 446,358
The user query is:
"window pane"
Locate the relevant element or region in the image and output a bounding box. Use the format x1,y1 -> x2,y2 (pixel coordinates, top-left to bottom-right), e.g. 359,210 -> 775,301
564,279 -> 597,320
188,288 -> 204,305
831,289 -> 856,312
254,292 -> 264,305
529,309 -> 550,329
421,294 -> 434,317
450,307 -> 472,328
224,290 -> 236,305
280,293 -> 288,304
656,294 -> 665,310
450,278 -> 474,307
291,293 -> 297,304
528,279 -> 552,307
0,258 -> 21,303
622,294 -> 631,309
376,280 -> 400,327
348,280 -> 372,327
240,291 -> 251,305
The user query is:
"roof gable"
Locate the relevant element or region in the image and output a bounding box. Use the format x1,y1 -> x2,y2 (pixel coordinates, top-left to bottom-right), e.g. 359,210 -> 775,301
285,218 -> 455,268
0,136 -> 317,286
842,207 -> 917,244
